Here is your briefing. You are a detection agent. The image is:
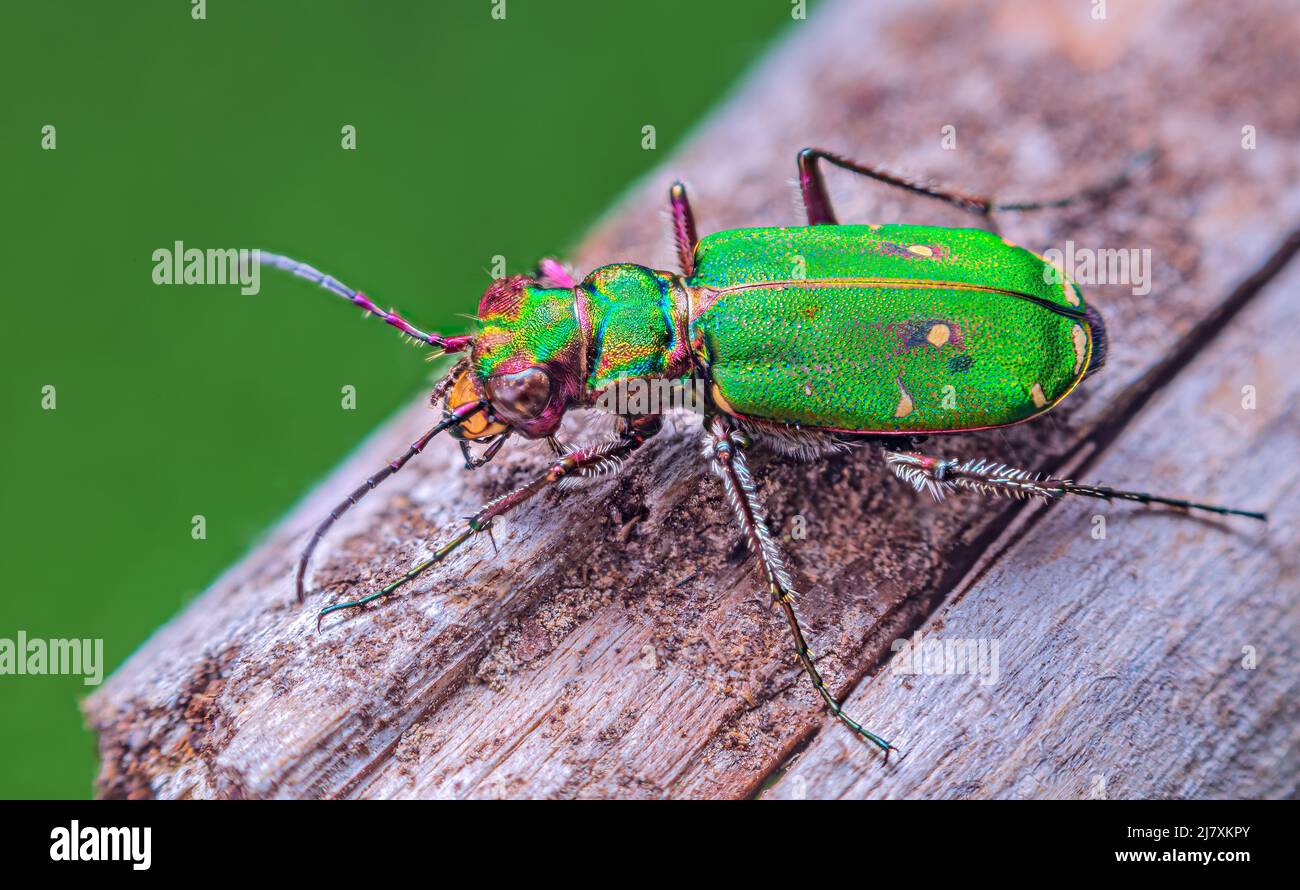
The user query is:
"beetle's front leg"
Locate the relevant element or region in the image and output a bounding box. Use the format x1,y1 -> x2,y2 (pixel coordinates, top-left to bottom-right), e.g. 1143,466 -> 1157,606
703,415 -> 900,758
316,421 -> 659,628
295,396 -> 486,602
884,450 -> 1265,521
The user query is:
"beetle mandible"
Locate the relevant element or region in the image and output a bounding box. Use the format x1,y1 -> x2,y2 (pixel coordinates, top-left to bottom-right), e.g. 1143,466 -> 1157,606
260,148 -> 1264,758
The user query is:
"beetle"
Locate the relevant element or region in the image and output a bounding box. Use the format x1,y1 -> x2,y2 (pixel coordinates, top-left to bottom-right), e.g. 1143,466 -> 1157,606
260,147 -> 1265,758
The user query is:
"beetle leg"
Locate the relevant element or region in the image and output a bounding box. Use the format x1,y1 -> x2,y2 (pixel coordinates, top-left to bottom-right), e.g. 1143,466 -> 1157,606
798,147 -> 991,225
797,146 -> 1156,226
316,424 -> 658,628
294,399 -> 487,603
535,257 -> 578,288
704,414 -> 901,759
669,181 -> 699,276
990,147 -> 1157,213
556,415 -> 662,490
885,450 -> 1265,521
459,431 -> 511,470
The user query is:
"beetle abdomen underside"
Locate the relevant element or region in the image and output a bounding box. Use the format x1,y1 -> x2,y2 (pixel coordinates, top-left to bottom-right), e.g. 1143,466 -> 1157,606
689,225 -> 1093,433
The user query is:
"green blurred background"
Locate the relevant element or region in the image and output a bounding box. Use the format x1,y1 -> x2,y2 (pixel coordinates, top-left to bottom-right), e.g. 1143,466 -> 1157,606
0,0 -> 810,798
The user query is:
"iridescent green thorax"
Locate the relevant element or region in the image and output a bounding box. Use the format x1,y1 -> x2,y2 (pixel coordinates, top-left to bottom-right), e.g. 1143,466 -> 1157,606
687,224 -> 1094,434
576,264 -> 692,391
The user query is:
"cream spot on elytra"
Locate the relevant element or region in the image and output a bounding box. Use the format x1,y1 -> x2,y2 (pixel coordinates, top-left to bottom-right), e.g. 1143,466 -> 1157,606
1030,382 -> 1048,408
1071,323 -> 1088,375
927,323 -> 951,347
894,378 -> 914,418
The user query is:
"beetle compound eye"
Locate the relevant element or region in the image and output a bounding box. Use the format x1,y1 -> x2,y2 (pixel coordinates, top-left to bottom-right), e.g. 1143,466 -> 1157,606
488,367 -> 552,423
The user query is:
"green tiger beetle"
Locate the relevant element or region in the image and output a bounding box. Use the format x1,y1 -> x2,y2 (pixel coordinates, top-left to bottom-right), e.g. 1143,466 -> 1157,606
260,147 -> 1265,759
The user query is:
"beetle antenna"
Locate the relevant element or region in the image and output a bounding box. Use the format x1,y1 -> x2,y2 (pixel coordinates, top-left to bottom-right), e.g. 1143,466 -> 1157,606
258,251 -> 470,353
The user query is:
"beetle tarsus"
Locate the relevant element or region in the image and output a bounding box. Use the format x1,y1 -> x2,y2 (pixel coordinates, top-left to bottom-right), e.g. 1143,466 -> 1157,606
796,145 -> 1155,227
991,145 -> 1158,213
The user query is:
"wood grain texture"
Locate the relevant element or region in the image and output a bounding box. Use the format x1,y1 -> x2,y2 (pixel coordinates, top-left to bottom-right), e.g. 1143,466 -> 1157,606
85,0 -> 1300,798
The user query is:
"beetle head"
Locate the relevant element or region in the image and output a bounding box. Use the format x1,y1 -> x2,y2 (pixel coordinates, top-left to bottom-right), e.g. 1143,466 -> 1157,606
445,275 -> 585,441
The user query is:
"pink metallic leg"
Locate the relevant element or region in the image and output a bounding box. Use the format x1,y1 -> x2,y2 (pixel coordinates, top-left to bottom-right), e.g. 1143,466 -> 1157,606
669,181 -> 699,276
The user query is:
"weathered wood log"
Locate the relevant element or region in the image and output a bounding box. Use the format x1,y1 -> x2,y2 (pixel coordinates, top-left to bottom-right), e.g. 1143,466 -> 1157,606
86,0 -> 1300,798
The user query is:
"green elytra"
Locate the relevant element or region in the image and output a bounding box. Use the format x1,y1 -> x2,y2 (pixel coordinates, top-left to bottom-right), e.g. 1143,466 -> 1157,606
265,147 -> 1264,761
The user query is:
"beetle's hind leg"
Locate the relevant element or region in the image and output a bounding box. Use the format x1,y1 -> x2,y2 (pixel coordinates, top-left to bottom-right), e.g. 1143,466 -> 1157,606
991,147 -> 1157,213
884,450 -> 1266,521
798,147 -> 992,226
796,146 -> 1156,227
704,415 -> 901,759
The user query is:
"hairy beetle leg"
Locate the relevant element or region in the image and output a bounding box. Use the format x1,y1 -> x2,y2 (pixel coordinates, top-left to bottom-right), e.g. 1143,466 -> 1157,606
885,450 -> 1266,521
705,415 -> 901,760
